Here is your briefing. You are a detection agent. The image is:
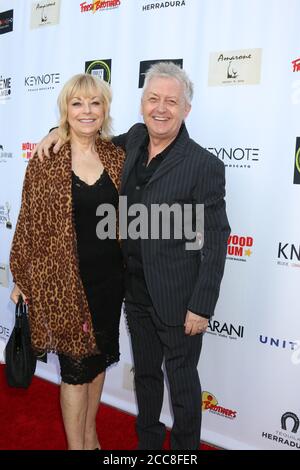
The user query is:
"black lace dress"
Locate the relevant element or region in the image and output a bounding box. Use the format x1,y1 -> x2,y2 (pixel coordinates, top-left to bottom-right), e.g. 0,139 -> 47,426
58,170 -> 124,384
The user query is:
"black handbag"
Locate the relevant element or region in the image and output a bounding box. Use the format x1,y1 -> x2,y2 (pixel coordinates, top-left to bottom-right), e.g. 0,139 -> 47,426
5,296 -> 37,388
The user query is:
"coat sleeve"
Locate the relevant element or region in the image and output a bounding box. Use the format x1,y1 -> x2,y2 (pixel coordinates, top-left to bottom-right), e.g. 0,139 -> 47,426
112,132 -> 128,150
112,123 -> 146,151
187,156 -> 231,318
10,163 -> 34,298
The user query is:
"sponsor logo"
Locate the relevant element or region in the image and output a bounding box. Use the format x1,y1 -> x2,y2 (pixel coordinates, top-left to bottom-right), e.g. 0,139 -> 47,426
0,10 -> 13,35
24,73 -> 60,92
0,202 -> 12,229
291,59 -> 300,104
292,58 -> 300,72
282,412 -> 299,433
259,335 -> 299,352
22,142 -> 37,161
277,242 -> 300,268
80,0 -> 121,13
207,146 -> 259,169
85,59 -> 112,83
227,235 -> 253,262
207,320 -> 244,341
0,75 -> 12,102
30,1 -> 61,28
202,391 -> 237,419
262,412 -> 300,449
142,0 -> 186,11
139,59 -> 183,88
294,137 -> 300,184
208,48 -> 262,86
0,324 -> 10,340
0,145 -> 13,164
0,263 -> 9,289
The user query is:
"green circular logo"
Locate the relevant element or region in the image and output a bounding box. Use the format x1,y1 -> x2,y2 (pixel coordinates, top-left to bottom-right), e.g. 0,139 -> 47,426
86,60 -> 111,84
296,146 -> 300,175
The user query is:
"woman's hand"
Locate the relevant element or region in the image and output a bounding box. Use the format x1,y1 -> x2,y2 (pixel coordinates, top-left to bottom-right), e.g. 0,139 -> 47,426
10,284 -> 27,304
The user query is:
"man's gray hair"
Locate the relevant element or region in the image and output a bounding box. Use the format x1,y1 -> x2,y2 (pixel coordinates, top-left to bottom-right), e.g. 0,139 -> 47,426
142,62 -> 194,105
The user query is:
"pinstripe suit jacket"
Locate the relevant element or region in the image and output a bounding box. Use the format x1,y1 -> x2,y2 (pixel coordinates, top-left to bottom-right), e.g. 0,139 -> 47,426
113,123 -> 230,325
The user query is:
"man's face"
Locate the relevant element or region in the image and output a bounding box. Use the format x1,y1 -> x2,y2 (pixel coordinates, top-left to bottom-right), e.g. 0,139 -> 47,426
141,76 -> 191,143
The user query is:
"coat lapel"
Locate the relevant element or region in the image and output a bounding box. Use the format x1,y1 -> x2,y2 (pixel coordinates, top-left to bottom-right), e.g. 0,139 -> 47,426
120,145 -> 140,193
120,125 -> 148,193
146,124 -> 190,187
120,123 -> 190,192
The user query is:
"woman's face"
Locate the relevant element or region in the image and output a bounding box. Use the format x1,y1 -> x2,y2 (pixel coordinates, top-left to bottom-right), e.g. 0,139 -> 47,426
67,90 -> 105,139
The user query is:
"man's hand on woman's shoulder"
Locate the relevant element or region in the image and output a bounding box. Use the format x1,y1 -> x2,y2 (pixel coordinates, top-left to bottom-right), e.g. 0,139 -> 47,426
32,128 -> 62,161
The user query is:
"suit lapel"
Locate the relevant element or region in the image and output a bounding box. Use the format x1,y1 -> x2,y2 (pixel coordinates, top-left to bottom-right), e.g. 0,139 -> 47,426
146,125 -> 190,187
120,144 -> 140,193
120,125 -> 148,193
120,123 -> 190,192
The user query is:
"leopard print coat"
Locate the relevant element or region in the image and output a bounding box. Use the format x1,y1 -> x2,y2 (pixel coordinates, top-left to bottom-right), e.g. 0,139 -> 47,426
10,138 -> 125,358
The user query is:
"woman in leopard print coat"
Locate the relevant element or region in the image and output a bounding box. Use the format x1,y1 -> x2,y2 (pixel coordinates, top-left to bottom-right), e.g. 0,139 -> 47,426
10,74 -> 125,450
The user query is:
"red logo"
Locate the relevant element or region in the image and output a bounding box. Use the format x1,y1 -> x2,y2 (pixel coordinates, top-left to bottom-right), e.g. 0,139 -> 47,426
80,0 -> 121,13
227,234 -> 253,259
292,58 -> 300,72
21,142 -> 36,160
202,392 -> 237,419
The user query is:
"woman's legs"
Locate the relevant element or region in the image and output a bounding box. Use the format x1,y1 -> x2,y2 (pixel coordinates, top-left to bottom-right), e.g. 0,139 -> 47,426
60,371 -> 106,450
60,381 -> 88,450
84,371 -> 105,450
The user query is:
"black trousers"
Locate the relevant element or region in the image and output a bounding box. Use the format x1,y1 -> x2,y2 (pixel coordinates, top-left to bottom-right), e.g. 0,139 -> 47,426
125,301 -> 203,450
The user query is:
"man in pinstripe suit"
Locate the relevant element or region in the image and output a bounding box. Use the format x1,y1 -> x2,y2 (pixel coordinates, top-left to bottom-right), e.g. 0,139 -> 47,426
114,63 -> 230,450
35,62 -> 230,450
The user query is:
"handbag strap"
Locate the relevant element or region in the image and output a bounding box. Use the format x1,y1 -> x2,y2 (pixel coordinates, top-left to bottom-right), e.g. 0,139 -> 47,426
15,296 -> 28,327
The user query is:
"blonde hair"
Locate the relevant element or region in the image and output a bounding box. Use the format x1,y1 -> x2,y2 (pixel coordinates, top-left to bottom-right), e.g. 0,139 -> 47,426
57,73 -> 112,142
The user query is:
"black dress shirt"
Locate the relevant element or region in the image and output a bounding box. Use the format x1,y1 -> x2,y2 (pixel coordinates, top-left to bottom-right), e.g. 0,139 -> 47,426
123,124 -> 184,306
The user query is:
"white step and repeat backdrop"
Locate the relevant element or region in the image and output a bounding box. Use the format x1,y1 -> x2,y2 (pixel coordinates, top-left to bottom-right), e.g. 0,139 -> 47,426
0,0 -> 299,450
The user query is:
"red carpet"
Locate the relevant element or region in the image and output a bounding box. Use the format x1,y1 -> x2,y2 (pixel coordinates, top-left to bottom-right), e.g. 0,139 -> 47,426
0,364 -> 215,450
